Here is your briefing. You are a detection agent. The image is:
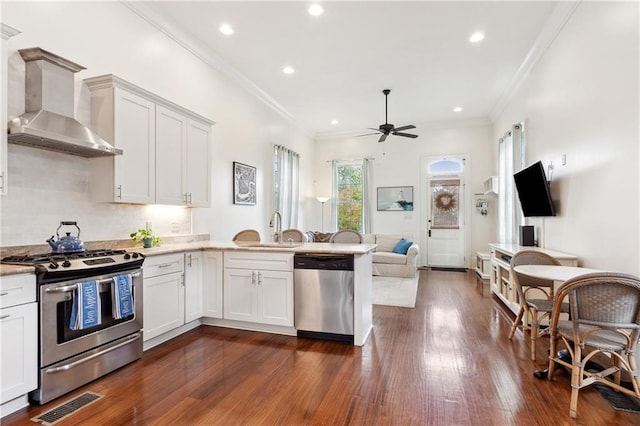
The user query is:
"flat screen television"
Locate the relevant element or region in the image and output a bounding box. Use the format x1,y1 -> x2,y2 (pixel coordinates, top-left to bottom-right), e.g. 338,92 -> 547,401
513,161 -> 556,217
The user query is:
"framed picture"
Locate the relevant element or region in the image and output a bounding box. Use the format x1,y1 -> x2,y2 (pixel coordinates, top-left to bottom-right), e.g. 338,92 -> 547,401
377,186 -> 413,211
233,162 -> 256,205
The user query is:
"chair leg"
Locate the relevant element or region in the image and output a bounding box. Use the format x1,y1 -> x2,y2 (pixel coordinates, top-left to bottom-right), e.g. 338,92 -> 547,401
569,344 -> 582,419
530,307 -> 539,361
509,306 -> 525,340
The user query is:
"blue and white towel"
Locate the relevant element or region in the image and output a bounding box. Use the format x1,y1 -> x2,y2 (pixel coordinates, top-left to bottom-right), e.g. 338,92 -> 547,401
69,280 -> 102,330
112,274 -> 134,319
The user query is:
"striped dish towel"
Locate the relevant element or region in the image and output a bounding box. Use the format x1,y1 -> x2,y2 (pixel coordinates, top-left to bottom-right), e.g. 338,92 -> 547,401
70,280 -> 102,330
112,274 -> 134,319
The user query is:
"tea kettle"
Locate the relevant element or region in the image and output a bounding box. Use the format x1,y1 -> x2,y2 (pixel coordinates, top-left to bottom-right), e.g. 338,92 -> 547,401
47,221 -> 85,253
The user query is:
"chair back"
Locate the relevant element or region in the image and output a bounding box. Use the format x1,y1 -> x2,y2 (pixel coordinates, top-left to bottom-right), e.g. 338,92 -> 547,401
232,229 -> 261,242
282,229 -> 304,242
330,230 -> 363,243
552,272 -> 640,346
510,250 -> 561,296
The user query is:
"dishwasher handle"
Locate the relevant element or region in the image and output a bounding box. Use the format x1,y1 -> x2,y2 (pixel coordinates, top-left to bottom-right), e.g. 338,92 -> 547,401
293,254 -> 354,271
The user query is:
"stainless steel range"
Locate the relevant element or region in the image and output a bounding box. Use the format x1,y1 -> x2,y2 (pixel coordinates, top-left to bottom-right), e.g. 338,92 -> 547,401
2,249 -> 145,404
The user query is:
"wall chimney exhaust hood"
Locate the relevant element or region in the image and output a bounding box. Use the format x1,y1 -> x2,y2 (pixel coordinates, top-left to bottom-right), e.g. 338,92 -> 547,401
7,47 -> 122,157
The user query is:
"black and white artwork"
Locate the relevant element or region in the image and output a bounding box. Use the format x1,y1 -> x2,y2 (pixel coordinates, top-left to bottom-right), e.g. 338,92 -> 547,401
233,162 -> 256,205
377,186 -> 414,211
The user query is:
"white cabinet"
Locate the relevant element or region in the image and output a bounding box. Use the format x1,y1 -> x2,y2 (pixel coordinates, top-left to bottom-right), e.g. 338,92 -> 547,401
88,84 -> 156,204
0,274 -> 37,407
203,251 -> 223,319
143,254 -> 184,341
85,75 -> 213,206
1,24 -> 21,196
223,252 -> 294,326
184,251 -> 203,323
155,107 -> 212,207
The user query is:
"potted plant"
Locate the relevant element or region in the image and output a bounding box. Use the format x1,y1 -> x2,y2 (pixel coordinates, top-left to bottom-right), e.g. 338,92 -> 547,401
130,228 -> 161,248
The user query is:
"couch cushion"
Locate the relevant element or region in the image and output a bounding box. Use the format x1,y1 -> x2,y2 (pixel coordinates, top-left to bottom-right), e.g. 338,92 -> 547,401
376,235 -> 402,252
372,251 -> 408,265
361,233 -> 376,245
392,238 -> 413,255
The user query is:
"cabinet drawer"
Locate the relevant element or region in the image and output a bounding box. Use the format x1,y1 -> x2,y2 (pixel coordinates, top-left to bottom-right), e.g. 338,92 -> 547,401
224,251 -> 293,272
0,274 -> 36,308
143,254 -> 184,278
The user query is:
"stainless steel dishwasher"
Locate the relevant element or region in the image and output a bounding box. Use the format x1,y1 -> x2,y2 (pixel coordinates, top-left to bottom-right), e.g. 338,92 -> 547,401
294,254 -> 354,343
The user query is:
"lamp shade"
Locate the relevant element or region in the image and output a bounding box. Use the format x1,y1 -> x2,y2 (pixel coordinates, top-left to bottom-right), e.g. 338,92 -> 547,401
316,196 -> 330,203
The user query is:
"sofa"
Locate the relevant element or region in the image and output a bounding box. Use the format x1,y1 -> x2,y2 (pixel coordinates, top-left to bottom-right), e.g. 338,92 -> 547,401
305,231 -> 419,278
362,234 -> 419,278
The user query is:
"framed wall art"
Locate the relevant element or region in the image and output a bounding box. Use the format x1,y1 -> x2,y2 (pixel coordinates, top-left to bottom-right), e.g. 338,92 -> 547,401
377,186 -> 413,211
233,161 -> 256,205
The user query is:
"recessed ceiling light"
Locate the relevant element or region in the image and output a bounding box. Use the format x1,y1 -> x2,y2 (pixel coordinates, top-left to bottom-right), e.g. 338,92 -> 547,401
469,32 -> 485,43
282,66 -> 295,75
331,119 -> 339,125
219,24 -> 234,35
308,4 -> 324,16
453,106 -> 463,113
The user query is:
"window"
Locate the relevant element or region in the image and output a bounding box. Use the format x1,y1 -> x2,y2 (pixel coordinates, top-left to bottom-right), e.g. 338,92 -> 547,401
498,123 -> 524,243
336,161 -> 363,231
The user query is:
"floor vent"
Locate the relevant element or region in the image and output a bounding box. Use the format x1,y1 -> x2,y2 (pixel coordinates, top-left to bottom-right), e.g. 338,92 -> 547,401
31,392 -> 104,425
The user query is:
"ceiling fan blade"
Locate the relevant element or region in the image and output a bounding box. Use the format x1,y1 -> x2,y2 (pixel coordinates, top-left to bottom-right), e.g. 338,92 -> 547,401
392,125 -> 416,132
378,134 -> 388,143
392,132 -> 418,138
367,128 -> 383,133
355,132 -> 380,138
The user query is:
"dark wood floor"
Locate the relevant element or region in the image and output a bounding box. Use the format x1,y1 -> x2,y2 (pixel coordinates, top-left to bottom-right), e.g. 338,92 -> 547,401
4,270 -> 639,425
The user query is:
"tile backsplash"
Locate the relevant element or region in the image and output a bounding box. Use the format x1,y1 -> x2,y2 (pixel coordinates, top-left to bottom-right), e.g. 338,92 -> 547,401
0,144 -> 192,246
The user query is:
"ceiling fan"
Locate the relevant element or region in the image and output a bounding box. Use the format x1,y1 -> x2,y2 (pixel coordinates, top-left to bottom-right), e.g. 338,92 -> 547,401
363,89 -> 418,143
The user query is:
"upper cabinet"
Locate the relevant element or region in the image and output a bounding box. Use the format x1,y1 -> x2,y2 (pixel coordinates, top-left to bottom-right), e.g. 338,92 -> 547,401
1,24 -> 22,196
85,75 -> 214,206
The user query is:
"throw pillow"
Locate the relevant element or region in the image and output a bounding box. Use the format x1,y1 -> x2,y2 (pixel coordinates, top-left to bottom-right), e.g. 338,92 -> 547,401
392,238 -> 413,255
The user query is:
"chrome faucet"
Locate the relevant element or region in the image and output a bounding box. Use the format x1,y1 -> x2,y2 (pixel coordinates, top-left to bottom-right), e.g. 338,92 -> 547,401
269,210 -> 282,243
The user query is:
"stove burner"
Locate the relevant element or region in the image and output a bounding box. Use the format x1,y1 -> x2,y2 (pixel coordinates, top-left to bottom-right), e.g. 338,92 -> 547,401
1,249 -> 128,265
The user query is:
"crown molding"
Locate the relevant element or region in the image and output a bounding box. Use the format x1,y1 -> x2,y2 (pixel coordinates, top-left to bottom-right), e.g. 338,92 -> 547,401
489,1 -> 581,122
1,23 -> 21,40
119,1 -> 311,137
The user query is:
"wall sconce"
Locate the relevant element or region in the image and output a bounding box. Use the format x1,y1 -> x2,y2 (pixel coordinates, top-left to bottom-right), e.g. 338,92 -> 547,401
316,196 -> 330,232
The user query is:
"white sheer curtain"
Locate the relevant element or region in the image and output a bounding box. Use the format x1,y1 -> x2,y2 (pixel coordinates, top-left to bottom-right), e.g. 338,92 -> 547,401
498,123 -> 524,243
330,160 -> 338,232
361,158 -> 372,233
273,145 -> 300,229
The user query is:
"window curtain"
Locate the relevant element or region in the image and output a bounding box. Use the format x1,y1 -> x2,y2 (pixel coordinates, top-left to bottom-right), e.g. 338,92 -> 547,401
330,160 -> 338,231
273,145 -> 300,229
361,158 -> 372,234
498,123 -> 524,243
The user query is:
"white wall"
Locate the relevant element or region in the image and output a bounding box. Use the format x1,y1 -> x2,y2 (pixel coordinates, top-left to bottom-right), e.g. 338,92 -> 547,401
313,120 -> 495,266
493,1 -> 639,273
1,1 -> 314,246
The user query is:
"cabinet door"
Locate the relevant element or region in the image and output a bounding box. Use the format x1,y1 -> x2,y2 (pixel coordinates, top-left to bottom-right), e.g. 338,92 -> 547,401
143,272 -> 184,341
184,252 -> 203,323
257,271 -> 293,326
1,302 -> 37,403
223,269 -> 257,322
203,251 -> 223,318
156,106 -> 187,205
114,88 -> 156,203
186,120 -> 211,207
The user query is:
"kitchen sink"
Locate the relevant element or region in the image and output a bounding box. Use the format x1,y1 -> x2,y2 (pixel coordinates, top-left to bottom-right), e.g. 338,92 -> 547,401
235,242 -> 304,248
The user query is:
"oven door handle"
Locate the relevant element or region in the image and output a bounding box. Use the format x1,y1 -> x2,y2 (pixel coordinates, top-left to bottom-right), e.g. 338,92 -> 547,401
45,271 -> 141,294
44,332 -> 142,374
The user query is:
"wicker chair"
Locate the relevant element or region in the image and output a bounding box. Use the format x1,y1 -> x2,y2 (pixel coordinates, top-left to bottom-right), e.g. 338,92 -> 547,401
282,229 -> 305,243
508,250 -> 568,361
547,272 -> 640,419
329,230 -> 362,243
232,229 -> 260,242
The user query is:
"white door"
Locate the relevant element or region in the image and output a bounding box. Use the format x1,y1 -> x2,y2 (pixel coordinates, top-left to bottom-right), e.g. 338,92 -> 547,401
423,157 -> 467,268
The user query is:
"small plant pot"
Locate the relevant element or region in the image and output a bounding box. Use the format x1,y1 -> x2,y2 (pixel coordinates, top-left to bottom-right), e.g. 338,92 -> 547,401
142,236 -> 154,248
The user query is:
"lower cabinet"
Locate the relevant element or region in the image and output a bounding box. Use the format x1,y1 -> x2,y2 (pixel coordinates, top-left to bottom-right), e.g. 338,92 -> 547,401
223,252 -> 294,327
203,251 -> 223,319
143,253 -> 185,341
184,251 -> 203,323
0,274 -> 37,407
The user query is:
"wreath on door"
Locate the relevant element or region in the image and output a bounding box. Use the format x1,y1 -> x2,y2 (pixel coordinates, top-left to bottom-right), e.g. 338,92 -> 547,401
435,190 -> 456,212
